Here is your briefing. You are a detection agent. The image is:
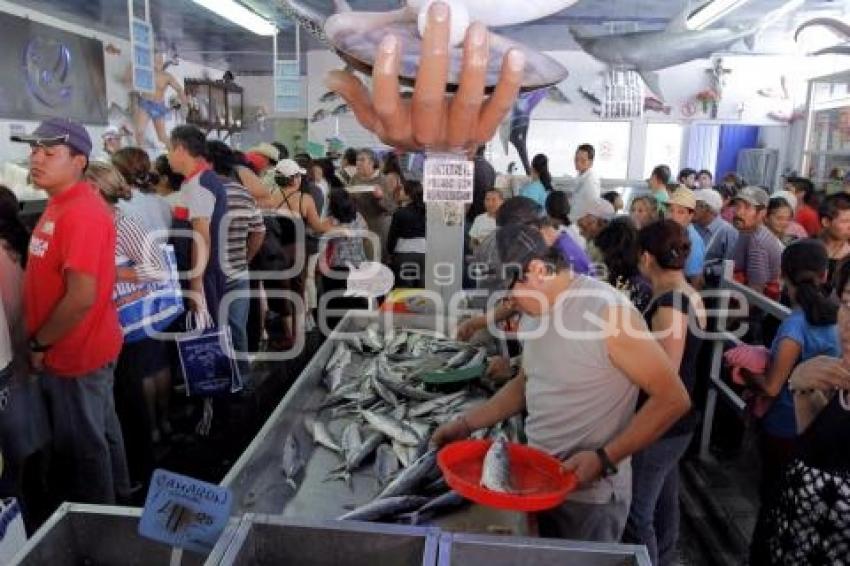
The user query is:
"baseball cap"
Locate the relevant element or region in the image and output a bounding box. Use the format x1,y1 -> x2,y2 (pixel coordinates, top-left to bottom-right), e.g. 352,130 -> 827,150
101,126 -> 121,140
575,197 -> 615,221
770,190 -> 797,211
732,186 -> 770,208
694,188 -> 723,213
11,118 -> 92,156
249,143 -> 280,163
668,185 -> 697,210
495,223 -> 551,288
274,158 -> 307,177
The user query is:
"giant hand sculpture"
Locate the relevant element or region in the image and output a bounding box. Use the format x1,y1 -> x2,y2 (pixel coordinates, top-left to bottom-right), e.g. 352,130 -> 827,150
325,2 -> 525,153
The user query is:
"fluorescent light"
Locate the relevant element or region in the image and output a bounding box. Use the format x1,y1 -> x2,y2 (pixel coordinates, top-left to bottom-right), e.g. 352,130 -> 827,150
688,0 -> 750,30
192,0 -> 277,36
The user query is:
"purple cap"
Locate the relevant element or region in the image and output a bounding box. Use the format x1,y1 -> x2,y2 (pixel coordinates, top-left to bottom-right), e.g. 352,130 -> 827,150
11,118 -> 92,156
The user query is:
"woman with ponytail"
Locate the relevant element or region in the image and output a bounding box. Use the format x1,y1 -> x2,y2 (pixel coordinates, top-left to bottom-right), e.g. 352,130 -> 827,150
112,147 -> 171,236
519,153 -> 553,208
740,239 -> 840,500
623,219 -> 706,565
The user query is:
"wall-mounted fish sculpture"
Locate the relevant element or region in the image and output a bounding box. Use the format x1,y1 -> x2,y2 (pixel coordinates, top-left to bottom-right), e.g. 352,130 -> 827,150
546,85 -> 571,104
644,96 -> 672,115
795,18 -> 850,56
571,1 -> 801,100
578,86 -> 602,106
280,0 -> 572,90
497,88 -> 548,174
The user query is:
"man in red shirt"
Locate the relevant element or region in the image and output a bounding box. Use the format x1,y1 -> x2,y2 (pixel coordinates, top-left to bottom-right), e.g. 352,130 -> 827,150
12,118 -> 130,504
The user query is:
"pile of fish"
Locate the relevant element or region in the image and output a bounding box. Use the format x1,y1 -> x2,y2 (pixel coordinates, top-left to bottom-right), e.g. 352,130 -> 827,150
279,324 -> 523,525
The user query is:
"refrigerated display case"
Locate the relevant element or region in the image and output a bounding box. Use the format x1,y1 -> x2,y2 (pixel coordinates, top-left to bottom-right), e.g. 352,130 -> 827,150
802,71 -> 850,193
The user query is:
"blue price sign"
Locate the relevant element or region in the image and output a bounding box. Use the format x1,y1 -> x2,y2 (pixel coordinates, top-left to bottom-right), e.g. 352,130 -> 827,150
138,469 -> 232,554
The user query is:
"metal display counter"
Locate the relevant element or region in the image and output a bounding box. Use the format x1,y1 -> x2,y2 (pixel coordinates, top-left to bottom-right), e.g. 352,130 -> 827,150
216,515 -> 439,566
221,312 -> 529,535
8,503 -> 238,566
437,532 -> 651,566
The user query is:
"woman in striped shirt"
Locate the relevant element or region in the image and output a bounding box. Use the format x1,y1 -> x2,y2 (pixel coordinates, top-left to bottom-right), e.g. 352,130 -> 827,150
85,161 -> 169,488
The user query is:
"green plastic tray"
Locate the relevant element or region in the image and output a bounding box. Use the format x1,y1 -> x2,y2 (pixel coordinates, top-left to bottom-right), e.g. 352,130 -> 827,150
420,364 -> 485,385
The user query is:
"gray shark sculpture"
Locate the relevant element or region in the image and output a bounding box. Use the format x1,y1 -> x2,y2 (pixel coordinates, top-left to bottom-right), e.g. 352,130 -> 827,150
570,1 -> 799,99
795,18 -> 850,56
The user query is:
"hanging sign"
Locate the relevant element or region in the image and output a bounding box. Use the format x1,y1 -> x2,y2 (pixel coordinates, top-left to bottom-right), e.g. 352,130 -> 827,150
128,1 -> 155,94
423,154 -> 474,203
138,469 -> 233,554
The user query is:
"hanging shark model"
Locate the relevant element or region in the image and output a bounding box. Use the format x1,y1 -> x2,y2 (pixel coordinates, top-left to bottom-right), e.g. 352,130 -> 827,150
795,18 -> 850,56
570,0 -> 803,99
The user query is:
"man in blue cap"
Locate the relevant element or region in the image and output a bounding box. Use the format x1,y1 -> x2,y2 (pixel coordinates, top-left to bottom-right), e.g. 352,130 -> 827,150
12,118 -> 130,504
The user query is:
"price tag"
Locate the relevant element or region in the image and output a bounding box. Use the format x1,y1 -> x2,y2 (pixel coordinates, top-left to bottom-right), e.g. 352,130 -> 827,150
138,469 -> 232,554
423,154 -> 473,203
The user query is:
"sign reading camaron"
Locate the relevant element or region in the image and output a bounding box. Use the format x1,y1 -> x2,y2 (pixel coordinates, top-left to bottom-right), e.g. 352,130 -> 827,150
423,156 -> 474,203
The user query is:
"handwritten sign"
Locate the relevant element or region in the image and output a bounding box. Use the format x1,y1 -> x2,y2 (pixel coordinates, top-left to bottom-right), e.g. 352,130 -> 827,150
139,469 -> 232,554
423,155 -> 473,203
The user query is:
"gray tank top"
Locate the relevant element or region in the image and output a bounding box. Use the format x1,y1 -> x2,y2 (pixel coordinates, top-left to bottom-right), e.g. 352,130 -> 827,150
520,275 -> 639,504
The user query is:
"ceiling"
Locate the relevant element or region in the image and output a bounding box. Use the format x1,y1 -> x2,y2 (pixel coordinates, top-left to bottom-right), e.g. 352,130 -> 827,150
5,0 -> 848,74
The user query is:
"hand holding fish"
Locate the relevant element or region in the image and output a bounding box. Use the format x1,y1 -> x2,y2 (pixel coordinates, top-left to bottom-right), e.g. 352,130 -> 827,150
455,315 -> 486,342
430,415 -> 472,448
325,1 -> 525,153
561,450 -> 603,487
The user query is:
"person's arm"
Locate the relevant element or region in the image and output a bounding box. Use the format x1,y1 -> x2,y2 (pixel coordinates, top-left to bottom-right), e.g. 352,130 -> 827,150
431,371 -> 527,446
743,338 -> 801,397
116,217 -> 167,283
237,167 -> 272,203
32,271 -> 96,349
302,196 -> 334,233
455,300 -> 516,341
789,355 -> 850,432
746,245 -> 770,294
246,230 -> 265,262
189,217 -> 211,312
564,305 -> 690,485
168,73 -> 188,107
652,306 -> 688,371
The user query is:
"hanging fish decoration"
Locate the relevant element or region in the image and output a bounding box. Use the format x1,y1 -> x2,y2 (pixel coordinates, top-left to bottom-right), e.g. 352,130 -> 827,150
644,96 -> 672,115
578,86 -> 602,106
281,0 -> 571,90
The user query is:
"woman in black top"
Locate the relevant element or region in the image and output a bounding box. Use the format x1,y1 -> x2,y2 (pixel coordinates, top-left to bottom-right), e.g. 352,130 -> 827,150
623,220 -> 706,566
750,258 -> 850,565
594,217 -> 653,312
388,180 -> 427,288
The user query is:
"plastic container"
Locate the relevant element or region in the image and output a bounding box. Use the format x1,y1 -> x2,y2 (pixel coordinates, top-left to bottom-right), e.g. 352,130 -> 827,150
438,440 -> 577,512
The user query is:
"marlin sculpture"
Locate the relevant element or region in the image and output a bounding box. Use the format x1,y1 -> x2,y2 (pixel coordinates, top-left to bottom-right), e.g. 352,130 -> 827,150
795,18 -> 850,56
570,1 -> 802,99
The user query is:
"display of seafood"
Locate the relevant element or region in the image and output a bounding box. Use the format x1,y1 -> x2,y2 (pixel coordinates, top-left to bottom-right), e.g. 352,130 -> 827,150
278,324 -> 524,526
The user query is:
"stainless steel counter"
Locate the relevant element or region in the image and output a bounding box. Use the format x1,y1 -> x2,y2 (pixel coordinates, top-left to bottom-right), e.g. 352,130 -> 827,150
220,312 -> 530,535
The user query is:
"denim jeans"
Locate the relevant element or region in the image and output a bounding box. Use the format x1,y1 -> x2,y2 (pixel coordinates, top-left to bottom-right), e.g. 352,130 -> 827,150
41,363 -> 130,504
225,277 -> 250,378
623,433 -> 692,566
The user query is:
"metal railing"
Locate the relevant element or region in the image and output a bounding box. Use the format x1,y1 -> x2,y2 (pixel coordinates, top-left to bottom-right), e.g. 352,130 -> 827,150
698,260 -> 792,461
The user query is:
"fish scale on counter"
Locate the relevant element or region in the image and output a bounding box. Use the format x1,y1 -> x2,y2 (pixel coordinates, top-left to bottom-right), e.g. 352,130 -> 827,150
279,324 -> 523,525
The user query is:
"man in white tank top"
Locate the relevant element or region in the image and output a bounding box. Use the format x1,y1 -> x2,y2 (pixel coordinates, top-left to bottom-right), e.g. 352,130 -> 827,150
433,224 -> 690,542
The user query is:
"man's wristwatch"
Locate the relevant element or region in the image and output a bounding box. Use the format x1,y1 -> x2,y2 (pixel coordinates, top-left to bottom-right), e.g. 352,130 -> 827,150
595,447 -> 618,478
28,337 -> 49,353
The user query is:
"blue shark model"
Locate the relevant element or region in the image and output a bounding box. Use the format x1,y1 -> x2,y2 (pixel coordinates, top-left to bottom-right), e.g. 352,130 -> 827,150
570,1 -> 801,99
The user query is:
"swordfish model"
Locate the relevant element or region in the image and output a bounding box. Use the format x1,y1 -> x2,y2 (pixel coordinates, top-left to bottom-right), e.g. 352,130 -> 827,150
570,0 -> 803,99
